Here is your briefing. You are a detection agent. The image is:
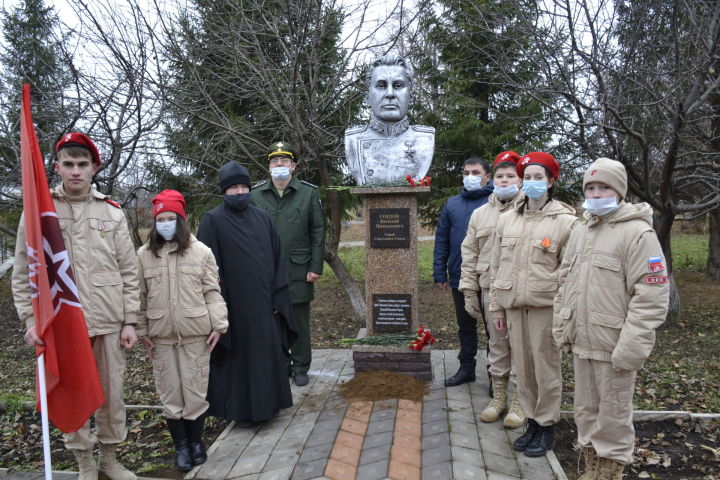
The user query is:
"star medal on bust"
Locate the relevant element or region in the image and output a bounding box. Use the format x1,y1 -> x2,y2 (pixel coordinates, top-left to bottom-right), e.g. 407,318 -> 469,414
99,220 -> 107,238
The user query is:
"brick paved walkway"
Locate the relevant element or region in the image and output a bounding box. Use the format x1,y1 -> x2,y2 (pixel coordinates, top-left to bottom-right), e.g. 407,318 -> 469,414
187,349 -> 567,480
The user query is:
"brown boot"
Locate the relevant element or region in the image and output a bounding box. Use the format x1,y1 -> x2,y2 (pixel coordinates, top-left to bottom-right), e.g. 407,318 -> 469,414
71,449 -> 98,480
577,446 -> 599,480
595,456 -> 625,480
503,392 -> 525,429
480,376 -> 508,423
98,444 -> 137,480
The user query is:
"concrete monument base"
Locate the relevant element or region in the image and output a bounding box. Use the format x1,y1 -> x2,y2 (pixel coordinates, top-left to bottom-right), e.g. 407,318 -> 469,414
352,345 -> 432,381
350,185 -> 430,336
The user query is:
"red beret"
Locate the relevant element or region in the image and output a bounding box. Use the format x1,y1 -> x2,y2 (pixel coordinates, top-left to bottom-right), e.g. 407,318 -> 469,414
517,152 -> 560,180
493,151 -> 522,168
152,189 -> 187,220
55,132 -> 101,166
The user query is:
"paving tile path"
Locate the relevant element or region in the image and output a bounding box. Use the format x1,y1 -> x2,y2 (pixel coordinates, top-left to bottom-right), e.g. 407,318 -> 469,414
187,349 -> 567,480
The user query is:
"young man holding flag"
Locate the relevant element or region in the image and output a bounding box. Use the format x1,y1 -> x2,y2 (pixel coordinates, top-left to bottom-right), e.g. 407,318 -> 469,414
12,114 -> 140,480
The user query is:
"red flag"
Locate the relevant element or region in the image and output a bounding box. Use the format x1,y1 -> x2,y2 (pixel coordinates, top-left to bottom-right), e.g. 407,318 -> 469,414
20,84 -> 104,433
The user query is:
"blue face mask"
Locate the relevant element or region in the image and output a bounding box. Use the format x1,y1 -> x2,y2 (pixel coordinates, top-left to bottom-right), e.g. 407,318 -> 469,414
155,220 -> 177,241
270,166 -> 291,181
522,180 -> 548,199
463,175 -> 485,191
582,197 -> 619,216
493,183 -> 520,200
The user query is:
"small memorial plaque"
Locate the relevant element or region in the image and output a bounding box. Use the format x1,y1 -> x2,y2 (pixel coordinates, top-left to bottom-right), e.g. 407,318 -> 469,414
372,294 -> 412,333
370,208 -> 410,248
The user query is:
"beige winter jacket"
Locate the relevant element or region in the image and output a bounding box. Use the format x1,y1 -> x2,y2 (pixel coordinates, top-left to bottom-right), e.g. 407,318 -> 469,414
12,185 -> 140,335
552,202 -> 669,371
489,198 -> 579,317
459,193 -> 524,292
136,235 -> 228,344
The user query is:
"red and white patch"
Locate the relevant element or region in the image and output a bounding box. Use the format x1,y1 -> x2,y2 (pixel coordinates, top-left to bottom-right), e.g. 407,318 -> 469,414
645,275 -> 669,284
520,157 -> 530,165
649,263 -> 664,273
590,169 -> 598,176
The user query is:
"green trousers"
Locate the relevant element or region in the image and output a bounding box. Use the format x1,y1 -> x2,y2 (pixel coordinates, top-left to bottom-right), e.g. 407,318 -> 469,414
289,302 -> 311,374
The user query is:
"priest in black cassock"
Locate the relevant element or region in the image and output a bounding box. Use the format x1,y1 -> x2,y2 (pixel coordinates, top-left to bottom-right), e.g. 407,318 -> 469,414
197,161 -> 297,423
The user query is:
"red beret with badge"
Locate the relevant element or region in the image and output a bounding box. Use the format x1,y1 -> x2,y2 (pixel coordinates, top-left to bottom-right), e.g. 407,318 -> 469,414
493,151 -> 522,168
55,132 -> 101,166
517,151 -> 560,180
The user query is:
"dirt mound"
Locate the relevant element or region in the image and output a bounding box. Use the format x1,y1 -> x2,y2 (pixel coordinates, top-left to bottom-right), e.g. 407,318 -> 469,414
339,370 -> 428,402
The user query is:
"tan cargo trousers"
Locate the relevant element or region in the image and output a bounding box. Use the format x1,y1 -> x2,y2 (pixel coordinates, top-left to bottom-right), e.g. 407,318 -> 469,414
481,288 -> 515,388
506,307 -> 561,426
65,333 -> 127,450
152,340 -> 210,420
574,356 -> 636,465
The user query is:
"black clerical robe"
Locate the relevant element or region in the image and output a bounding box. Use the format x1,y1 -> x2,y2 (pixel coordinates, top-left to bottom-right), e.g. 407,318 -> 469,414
197,200 -> 297,423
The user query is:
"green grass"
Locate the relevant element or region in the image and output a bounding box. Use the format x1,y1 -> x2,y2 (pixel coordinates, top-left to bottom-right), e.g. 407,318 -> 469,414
320,242 -> 436,283
321,234 -> 709,281
671,233 -> 708,271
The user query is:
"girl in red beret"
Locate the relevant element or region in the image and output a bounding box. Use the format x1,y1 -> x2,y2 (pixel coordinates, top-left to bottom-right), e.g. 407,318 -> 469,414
488,152 -> 579,457
136,190 -> 228,471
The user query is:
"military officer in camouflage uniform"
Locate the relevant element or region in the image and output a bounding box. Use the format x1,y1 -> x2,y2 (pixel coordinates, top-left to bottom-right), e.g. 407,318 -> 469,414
251,142 -> 325,386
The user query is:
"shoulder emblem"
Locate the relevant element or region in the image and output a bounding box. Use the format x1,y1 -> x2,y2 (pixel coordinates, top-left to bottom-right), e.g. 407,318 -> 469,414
300,180 -> 318,189
104,198 -> 121,208
411,124 -> 435,133
345,125 -> 368,135
253,179 -> 268,189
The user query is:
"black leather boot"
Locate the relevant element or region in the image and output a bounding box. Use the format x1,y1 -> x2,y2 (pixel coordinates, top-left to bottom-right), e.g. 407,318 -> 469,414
512,418 -> 539,452
444,367 -> 476,387
166,418 -> 193,471
524,424 -> 555,457
185,416 -> 208,465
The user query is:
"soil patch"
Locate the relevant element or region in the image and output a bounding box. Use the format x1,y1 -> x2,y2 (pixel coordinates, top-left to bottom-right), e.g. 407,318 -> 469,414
339,370 -> 428,402
554,417 -> 719,479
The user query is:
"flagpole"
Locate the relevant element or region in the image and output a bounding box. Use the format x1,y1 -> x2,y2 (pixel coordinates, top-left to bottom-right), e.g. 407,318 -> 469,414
37,353 -> 53,480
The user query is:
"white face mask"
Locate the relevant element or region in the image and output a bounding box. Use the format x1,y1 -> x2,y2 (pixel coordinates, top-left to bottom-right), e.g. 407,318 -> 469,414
270,166 -> 291,181
493,183 -> 520,200
582,197 -> 619,216
156,220 -> 177,241
463,175 -> 485,191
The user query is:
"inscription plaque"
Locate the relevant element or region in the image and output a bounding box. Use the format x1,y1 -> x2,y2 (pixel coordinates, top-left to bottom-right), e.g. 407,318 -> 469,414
370,208 -> 410,248
372,294 -> 412,333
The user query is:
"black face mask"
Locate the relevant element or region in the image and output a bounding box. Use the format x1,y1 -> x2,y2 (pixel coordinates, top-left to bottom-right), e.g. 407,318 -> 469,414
223,193 -> 251,211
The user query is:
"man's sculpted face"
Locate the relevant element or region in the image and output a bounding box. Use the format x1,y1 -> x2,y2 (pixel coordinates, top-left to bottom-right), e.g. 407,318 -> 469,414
367,65 -> 411,123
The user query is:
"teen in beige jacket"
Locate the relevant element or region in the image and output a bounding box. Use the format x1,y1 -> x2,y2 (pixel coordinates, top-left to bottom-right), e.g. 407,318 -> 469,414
13,133 -> 140,480
489,152 -> 578,458
137,190 -> 228,472
459,151 -> 525,428
553,158 -> 669,480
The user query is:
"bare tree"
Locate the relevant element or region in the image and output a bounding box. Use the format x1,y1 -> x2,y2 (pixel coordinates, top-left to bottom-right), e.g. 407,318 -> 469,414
146,0 -> 416,322
465,0 -> 720,314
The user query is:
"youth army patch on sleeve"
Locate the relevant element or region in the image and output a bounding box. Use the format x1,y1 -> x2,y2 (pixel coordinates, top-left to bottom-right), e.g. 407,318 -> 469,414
646,275 -> 669,284
648,256 -> 664,272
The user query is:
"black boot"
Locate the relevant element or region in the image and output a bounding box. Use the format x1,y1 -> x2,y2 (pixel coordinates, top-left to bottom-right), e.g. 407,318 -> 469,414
513,418 -> 539,452
524,424 -> 555,457
166,418 -> 193,471
444,367 -> 476,387
185,416 -> 208,465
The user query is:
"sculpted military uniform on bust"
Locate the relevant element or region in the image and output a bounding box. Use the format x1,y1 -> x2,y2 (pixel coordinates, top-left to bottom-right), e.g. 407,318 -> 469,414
345,55 -> 435,185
